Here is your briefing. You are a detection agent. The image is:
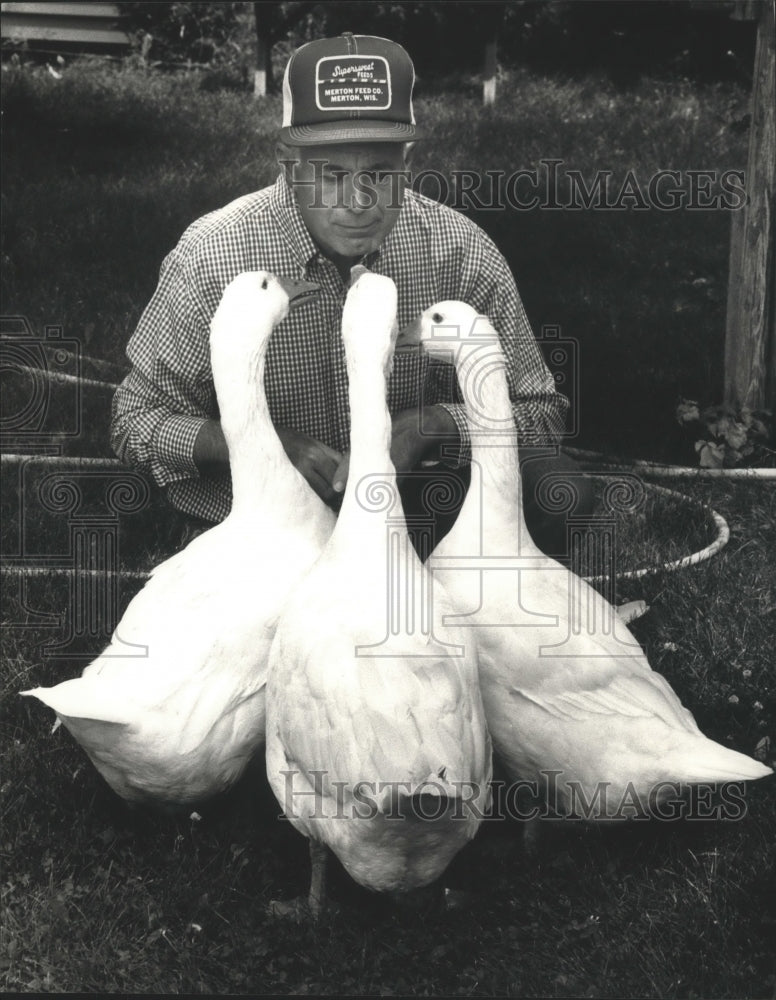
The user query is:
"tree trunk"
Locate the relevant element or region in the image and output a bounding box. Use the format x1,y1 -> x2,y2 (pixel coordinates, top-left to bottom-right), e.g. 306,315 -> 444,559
483,39 -> 497,106
253,1 -> 272,97
724,0 -> 775,412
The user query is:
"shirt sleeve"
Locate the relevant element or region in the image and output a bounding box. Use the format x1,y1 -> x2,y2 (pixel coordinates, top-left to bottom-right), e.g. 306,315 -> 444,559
434,224 -> 569,468
110,248 -> 216,489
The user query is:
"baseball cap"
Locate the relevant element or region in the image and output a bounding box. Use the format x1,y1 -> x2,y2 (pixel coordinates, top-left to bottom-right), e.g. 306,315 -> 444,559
280,33 -> 421,146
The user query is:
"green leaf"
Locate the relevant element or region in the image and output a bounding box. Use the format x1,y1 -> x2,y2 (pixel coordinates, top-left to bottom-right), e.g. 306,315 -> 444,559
676,399 -> 700,425
724,422 -> 748,451
696,440 -> 725,468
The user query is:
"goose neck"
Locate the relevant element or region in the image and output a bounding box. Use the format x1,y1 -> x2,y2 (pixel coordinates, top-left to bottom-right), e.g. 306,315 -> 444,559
213,344 -> 288,511
451,339 -> 536,553
456,341 -> 520,483
346,356 -> 393,476
335,349 -> 398,542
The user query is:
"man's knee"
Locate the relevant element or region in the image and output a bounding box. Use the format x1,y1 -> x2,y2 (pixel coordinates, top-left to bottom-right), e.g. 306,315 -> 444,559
399,453 -> 594,561
399,466 -> 470,556
519,448 -> 595,559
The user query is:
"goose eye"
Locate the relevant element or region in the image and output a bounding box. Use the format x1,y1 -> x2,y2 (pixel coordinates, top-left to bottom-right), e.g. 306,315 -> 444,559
432,312 -> 443,324
261,277 -> 269,290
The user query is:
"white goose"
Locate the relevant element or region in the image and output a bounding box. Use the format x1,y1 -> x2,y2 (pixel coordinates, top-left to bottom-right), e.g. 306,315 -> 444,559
22,272 -> 336,808
397,301 -> 771,818
265,271 -> 492,916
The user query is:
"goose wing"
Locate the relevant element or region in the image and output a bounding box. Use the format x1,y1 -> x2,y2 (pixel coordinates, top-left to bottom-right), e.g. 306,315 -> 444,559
272,627 -> 487,800
504,656 -> 700,735
107,525 -> 231,651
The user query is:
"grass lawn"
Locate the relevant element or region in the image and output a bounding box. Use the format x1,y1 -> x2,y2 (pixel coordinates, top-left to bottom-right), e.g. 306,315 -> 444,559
1,58 -> 774,996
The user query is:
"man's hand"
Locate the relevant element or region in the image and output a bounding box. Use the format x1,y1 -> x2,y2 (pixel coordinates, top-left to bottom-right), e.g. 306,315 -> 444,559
195,409 -> 459,509
195,419 -> 344,508
277,427 -> 344,508
331,405 -> 460,495
390,405 -> 458,472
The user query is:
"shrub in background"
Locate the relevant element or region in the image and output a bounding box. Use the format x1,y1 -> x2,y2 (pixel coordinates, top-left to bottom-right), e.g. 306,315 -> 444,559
121,2 -> 243,63
117,1 -> 758,90
676,399 -> 774,468
120,2 -> 257,88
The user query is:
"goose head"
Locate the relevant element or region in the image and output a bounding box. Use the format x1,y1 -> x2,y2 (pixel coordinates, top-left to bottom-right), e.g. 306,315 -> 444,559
394,300 -> 497,364
210,271 -> 319,364
342,267 -> 398,378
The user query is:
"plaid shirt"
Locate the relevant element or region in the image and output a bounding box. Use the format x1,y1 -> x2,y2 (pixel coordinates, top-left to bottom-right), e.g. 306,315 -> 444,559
111,175 -> 568,523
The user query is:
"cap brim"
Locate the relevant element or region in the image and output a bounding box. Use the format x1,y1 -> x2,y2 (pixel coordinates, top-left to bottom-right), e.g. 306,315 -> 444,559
280,120 -> 421,146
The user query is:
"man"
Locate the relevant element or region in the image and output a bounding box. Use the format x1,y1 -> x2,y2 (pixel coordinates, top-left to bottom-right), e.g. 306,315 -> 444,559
111,33 -> 587,555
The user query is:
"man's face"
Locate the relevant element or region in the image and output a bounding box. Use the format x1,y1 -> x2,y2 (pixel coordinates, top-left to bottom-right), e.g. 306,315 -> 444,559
283,142 -> 410,263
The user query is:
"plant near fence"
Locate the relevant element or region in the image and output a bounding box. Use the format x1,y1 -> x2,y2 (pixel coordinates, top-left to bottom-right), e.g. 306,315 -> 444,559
676,398 -> 774,468
120,1 -> 254,81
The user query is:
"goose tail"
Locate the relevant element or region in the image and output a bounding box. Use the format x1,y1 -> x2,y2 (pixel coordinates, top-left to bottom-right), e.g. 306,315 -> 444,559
668,734 -> 771,784
21,680 -> 133,728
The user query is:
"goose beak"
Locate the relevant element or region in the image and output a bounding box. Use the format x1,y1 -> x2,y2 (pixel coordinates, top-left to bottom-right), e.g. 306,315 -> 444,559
349,264 -> 371,288
394,316 -> 423,354
278,276 -> 320,311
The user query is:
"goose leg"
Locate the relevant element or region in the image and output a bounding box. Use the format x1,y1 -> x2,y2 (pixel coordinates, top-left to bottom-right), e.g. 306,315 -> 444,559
307,840 -> 328,918
268,840 -> 330,921
522,814 -> 543,855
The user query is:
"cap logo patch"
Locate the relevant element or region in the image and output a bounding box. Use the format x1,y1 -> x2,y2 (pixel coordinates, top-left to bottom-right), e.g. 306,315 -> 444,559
315,55 -> 392,110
